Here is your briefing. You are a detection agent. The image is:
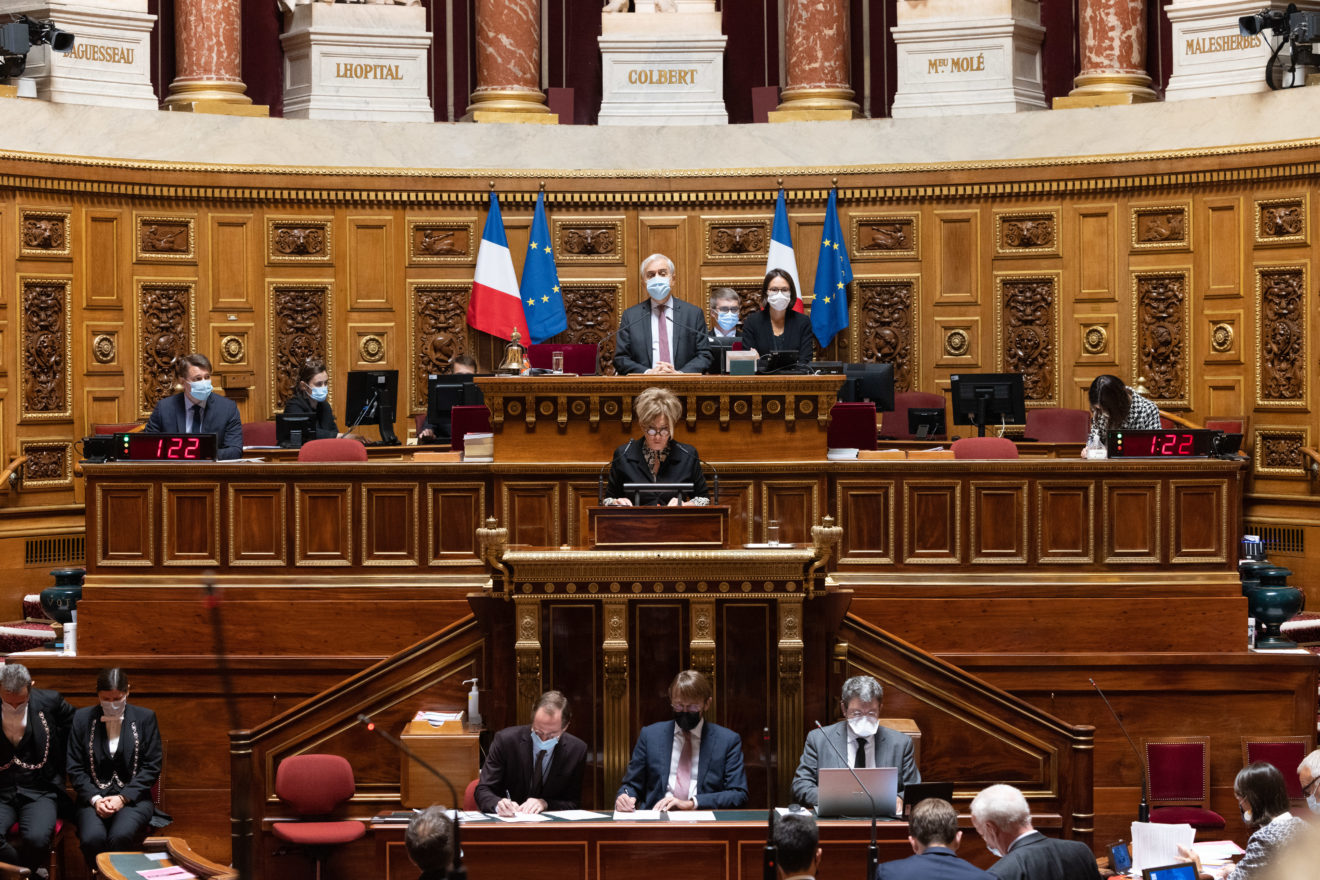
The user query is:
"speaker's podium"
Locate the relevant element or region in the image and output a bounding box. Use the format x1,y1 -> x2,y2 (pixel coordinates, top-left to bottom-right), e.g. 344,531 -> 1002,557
587,505 -> 732,549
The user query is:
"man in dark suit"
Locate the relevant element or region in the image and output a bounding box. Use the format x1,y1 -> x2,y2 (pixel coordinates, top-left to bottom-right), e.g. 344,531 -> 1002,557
144,352 -> 244,459
775,812 -> 822,880
474,691 -> 588,816
970,784 -> 1101,880
0,663 -> 75,873
613,254 -> 713,375
877,797 -> 994,880
405,806 -> 453,880
792,674 -> 920,809
614,669 -> 747,811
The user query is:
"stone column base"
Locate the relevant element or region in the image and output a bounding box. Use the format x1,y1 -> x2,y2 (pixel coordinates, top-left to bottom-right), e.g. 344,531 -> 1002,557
463,89 -> 556,123
1053,72 -> 1157,108
768,87 -> 860,122
164,81 -> 268,116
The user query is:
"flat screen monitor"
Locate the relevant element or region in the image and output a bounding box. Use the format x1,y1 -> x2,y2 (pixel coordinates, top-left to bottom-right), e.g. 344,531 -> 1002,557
621,482 -> 694,507
839,363 -> 895,413
423,375 -> 481,444
907,408 -> 946,440
949,373 -> 1026,437
276,413 -> 317,448
344,369 -> 399,444
707,337 -> 743,375
1141,864 -> 1197,880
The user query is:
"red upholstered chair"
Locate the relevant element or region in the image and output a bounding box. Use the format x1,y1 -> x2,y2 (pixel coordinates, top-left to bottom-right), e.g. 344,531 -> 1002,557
272,754 -> 366,880
93,423 -> 142,435
1242,737 -> 1311,800
527,343 -> 599,375
6,819 -> 62,880
1023,408 -> 1091,443
450,405 -> 492,454
879,391 -> 946,440
464,778 -> 480,812
951,437 -> 1019,459
297,438 -> 368,462
827,403 -> 878,450
1145,737 -> 1226,829
414,412 -> 428,436
241,420 -> 277,447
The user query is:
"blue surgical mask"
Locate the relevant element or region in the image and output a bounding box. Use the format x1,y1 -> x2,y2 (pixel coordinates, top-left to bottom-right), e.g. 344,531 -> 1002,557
309,385 -> 328,402
188,379 -> 213,403
716,311 -> 738,332
1308,791 -> 1320,814
646,277 -> 671,302
532,731 -> 558,752
987,845 -> 1003,859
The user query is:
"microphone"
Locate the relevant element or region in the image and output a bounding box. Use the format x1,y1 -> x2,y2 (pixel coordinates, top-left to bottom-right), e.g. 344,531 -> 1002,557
701,459 -> 719,503
598,462 -> 611,504
359,714 -> 467,880
814,720 -> 879,880
763,805 -> 777,880
1090,678 -> 1149,822
203,573 -> 250,880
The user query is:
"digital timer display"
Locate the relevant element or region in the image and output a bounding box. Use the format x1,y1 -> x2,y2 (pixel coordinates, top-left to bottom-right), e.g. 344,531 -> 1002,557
118,433 -> 218,461
1106,429 -> 1218,458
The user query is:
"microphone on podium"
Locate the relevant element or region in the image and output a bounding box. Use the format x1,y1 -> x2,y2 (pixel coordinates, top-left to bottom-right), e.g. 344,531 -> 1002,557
814,720 -> 879,880
1089,678 -> 1150,822
763,806 -> 777,880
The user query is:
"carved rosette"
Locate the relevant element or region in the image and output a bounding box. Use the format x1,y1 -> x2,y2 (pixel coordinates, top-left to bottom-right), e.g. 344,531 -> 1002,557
409,283 -> 469,410
136,282 -> 196,418
1210,322 -> 1234,355
17,441 -> 73,489
552,218 -> 624,265
855,278 -> 916,392
1254,197 -> 1307,246
995,210 -> 1060,257
91,333 -> 116,365
851,214 -> 919,260
135,215 -> 196,262
270,284 -> 330,411
220,335 -> 245,365
561,283 -> 622,376
359,334 -> 385,364
1131,204 -> 1190,251
704,217 -> 770,261
944,328 -> 970,358
266,217 -> 332,264
19,210 -> 72,259
1256,267 -> 1307,407
1132,271 -> 1189,405
18,277 -> 72,420
1254,428 -> 1308,477
407,219 -> 476,265
1082,325 -> 1108,356
997,275 -> 1058,403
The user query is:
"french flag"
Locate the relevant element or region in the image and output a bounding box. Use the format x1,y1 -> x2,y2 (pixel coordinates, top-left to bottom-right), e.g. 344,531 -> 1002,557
467,192 -> 529,341
766,188 -> 805,313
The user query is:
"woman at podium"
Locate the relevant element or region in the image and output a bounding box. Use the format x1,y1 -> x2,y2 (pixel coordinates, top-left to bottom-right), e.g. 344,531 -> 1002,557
602,387 -> 709,507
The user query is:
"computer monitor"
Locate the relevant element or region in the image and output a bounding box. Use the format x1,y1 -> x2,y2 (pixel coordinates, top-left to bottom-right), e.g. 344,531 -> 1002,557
707,337 -> 743,375
949,373 -> 1026,437
839,363 -> 895,413
907,408 -> 946,440
344,369 -> 399,444
276,413 -> 318,448
423,375 -> 481,445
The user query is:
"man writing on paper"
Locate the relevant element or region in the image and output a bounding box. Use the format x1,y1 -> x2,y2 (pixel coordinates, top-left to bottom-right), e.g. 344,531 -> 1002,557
474,691 -> 588,816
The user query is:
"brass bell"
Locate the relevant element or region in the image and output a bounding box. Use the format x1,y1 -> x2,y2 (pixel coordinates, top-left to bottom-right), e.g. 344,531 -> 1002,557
497,328 -> 527,375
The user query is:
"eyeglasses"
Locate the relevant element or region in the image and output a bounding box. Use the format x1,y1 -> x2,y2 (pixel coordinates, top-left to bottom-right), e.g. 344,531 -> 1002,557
715,306 -> 740,315
532,724 -> 566,739
766,286 -> 792,295
844,710 -> 879,721
1303,777 -> 1319,796
671,703 -> 703,713
645,426 -> 671,437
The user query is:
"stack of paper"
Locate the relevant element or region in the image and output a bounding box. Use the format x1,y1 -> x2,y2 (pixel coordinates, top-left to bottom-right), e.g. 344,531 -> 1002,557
1131,821 -> 1195,873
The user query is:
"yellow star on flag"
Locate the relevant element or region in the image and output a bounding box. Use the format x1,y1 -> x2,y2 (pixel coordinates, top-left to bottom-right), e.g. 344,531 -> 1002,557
529,241 -> 537,249
822,296 -> 831,304
552,285 -> 559,293
542,295 -> 550,303
823,238 -> 831,247
526,298 -> 534,306
837,282 -> 845,289
543,246 -> 551,254
832,242 -> 839,250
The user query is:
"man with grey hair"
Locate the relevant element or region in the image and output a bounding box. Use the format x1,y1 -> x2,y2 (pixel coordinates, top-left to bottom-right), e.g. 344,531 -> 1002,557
969,784 -> 1100,880
708,287 -> 742,340
474,690 -> 588,816
404,805 -> 453,879
0,663 -> 74,875
614,253 -> 713,375
1299,748 -> 1320,814
791,674 -> 920,808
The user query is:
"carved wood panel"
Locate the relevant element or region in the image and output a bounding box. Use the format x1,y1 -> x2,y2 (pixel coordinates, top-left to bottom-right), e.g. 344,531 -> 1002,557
1036,482 -> 1094,564
362,483 -> 419,566
1103,483 -> 1160,563
969,481 -> 1028,564
135,215 -> 195,262
1253,427 -> 1307,477
17,440 -> 73,489
854,278 -> 916,392
851,214 -> 919,260
997,274 -> 1059,405
761,480 -> 819,545
1133,271 -> 1190,407
161,484 -> 220,566
561,283 -> 622,377
703,216 -> 770,261
228,484 -> 288,566
552,217 -> 624,265
1255,266 -> 1306,408
409,282 -> 468,411
19,276 -> 72,420
1254,196 -> 1307,247
407,218 -> 476,265
995,210 -> 1059,257
19,209 -> 71,259
270,283 -> 331,411
294,484 -> 353,566
427,482 -> 485,565
136,281 -> 197,418
94,484 -> 154,566
835,480 -> 895,565
1169,481 -> 1226,564
266,217 -> 332,264
903,481 -> 961,564
502,482 -> 560,547
1131,204 -> 1189,251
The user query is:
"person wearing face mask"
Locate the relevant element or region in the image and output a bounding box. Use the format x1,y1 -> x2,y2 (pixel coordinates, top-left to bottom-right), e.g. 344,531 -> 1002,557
969,784 -> 1100,880
66,668 -> 164,872
1298,748 -> 1320,816
708,288 -> 742,340
1178,762 -> 1308,880
144,352 -> 244,459
0,663 -> 75,875
614,669 -> 748,812
282,357 -> 353,440
473,691 -> 587,817
741,269 -> 814,369
791,675 -> 920,809
613,253 -> 714,375
601,387 -> 708,507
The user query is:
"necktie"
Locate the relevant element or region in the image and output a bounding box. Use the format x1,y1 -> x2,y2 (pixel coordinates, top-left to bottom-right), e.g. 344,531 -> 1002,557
189,404 -> 202,434
532,750 -> 545,797
673,730 -> 692,798
854,736 -> 867,769
656,304 -> 671,365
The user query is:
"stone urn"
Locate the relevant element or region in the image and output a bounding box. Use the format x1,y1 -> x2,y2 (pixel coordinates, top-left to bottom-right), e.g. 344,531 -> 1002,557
40,567 -> 84,625
1248,565 -> 1306,649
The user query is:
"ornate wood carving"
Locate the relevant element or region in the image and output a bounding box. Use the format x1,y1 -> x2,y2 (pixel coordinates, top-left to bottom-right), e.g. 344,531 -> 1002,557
136,282 -> 196,418
851,214 -> 919,260
1082,325 -> 1108,356
996,210 -> 1059,256
1254,429 -> 1307,476
561,283 -> 622,376
1256,267 -> 1306,406
92,333 -> 116,365
136,215 -> 195,261
552,218 -> 624,264
18,441 -> 72,488
407,219 -> 476,265
19,210 -> 71,258
270,284 -> 330,410
998,276 -> 1057,402
1133,272 -> 1189,405
944,329 -> 970,358
1255,197 -> 1306,245
855,279 -> 916,392
19,277 -> 72,420
705,218 -> 768,260
220,335 -> 245,365
1131,205 -> 1189,250
409,283 -> 469,410
563,227 -> 616,255
1210,322 -> 1233,354
266,217 -> 332,263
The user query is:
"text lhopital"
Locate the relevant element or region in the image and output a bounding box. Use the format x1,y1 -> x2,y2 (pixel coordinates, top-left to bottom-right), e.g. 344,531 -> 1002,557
335,62 -> 403,81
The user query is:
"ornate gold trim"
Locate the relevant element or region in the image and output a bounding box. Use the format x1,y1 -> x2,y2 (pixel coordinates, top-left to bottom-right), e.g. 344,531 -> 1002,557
293,483 -> 354,566
994,209 -> 1061,258
701,214 -> 772,263
266,215 -> 333,264
1253,194 -> 1308,248
1034,481 -> 1095,565
425,481 -> 487,567
1130,202 -> 1191,252
1254,426 -> 1308,477
407,217 -> 477,266
1101,482 -> 1161,564
851,213 -> 919,261
220,334 -> 245,365
552,216 -> 625,265
160,483 -> 221,567
16,440 -> 74,489
1210,322 -> 1234,355
1167,479 -> 1228,565
902,481 -> 962,564
134,280 -> 198,420
91,332 -> 117,365
994,270 -> 1062,407
359,334 -> 386,364
760,480 -> 820,543
1253,262 -> 1309,409
361,483 -> 420,567
268,281 -> 333,418
134,213 -> 197,263
227,483 -> 289,567
18,208 -> 72,259
1130,267 -> 1193,409
834,479 -> 895,566
93,483 -> 155,566
17,274 -> 74,422
1082,325 -> 1108,356
969,480 -> 1029,564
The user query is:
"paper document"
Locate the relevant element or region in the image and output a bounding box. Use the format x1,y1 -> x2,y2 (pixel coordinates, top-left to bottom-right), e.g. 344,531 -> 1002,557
414,710 -> 464,726
137,868 -> 196,880
612,810 -> 663,821
494,812 -> 551,822
459,810 -> 490,821
545,810 -> 605,821
143,852 -> 170,861
665,810 -> 716,822
1193,840 -> 1245,862
1132,821 -> 1195,872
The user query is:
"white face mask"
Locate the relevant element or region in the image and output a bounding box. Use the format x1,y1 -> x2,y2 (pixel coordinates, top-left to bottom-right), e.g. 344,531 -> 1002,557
1308,791 -> 1320,814
767,291 -> 791,312
847,715 -> 879,739
1,700 -> 27,719
100,698 -> 127,718
646,276 -> 671,302
188,379 -> 213,403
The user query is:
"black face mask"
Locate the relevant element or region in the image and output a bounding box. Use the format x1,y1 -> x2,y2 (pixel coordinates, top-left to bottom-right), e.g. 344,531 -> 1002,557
674,710 -> 701,731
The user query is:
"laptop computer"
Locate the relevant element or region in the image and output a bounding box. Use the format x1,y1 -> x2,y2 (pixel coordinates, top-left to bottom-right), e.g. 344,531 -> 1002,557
816,767 -> 898,818
901,781 -> 955,815
1141,864 -> 1197,880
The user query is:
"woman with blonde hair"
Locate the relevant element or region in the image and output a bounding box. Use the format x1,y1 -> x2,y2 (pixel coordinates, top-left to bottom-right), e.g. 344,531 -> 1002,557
602,387 -> 708,507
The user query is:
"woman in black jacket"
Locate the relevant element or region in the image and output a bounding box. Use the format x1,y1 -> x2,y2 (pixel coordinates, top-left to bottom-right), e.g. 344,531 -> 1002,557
603,387 -> 708,507
283,357 -> 342,439
741,268 -> 814,367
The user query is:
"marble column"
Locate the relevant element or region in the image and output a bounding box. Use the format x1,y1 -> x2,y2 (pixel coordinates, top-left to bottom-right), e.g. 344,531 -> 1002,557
164,0 -> 266,115
1054,0 -> 1157,107
466,0 -> 556,124
769,0 -> 861,121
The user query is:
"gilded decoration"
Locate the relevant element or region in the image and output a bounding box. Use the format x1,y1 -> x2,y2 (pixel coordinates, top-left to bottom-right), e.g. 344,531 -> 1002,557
1254,196 -> 1307,247
703,216 -> 770,262
1130,204 -> 1190,251
269,283 -> 331,411
552,217 -> 624,265
220,335 -> 245,365
1210,322 -> 1234,355
18,276 -> 72,421
1254,428 -> 1308,477
406,218 -> 476,265
18,209 -> 71,259
944,328 -> 970,358
359,334 -> 385,364
994,210 -> 1060,257
135,214 -> 195,262
996,273 -> 1060,405
560,282 -> 624,376
17,441 -> 72,489
1255,266 -> 1307,407
704,279 -> 765,321
91,333 -> 116,365
854,276 -> 917,392
1132,270 -> 1190,406
1083,325 -> 1108,356
851,214 -> 919,260
408,282 -> 468,410
135,281 -> 197,419
266,217 -> 332,264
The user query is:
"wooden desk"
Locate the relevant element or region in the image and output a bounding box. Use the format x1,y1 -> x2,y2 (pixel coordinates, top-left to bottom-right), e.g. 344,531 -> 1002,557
97,836 -> 237,880
400,718 -> 481,809
587,504 -> 733,549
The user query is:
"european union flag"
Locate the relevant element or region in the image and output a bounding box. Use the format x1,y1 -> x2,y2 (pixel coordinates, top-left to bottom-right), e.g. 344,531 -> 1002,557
810,188 -> 853,349
519,191 -> 567,344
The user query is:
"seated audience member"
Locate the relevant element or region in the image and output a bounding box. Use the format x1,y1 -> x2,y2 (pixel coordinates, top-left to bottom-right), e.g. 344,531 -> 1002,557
969,784 -> 1100,880
1298,748 -> 1320,816
0,664 -> 74,874
614,669 -> 747,811
602,387 -> 708,507
418,354 -> 479,444
1179,762 -> 1307,880
473,690 -> 588,816
775,812 -> 822,880
283,357 -> 351,440
741,269 -> 814,367
1086,374 -> 1161,446
877,797 -> 994,879
792,675 -> 920,808
708,287 -> 742,341
613,253 -> 713,375
144,352 -> 244,459
66,668 -> 163,871
405,805 -> 454,880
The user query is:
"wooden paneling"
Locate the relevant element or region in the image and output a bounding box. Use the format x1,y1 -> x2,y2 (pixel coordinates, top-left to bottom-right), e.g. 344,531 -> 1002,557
1036,481 -> 1094,564
904,481 -> 960,564
161,483 -> 220,566
347,217 -> 394,311
1104,483 -> 1160,563
85,211 -> 122,309
835,479 -> 895,565
427,481 -> 484,565
94,483 -> 154,566
210,214 -> 255,310
1170,479 -> 1227,563
228,484 -> 288,566
760,479 -> 819,545
969,481 -> 1028,564
502,481 -> 560,547
294,483 -> 353,565
361,482 -> 418,566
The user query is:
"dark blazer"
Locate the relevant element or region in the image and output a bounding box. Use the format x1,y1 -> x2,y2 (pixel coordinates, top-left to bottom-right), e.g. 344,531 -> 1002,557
66,703 -> 162,808
877,847 -> 995,880
144,392 -> 244,460
604,439 -> 708,506
473,725 -> 588,813
614,298 -> 713,374
283,392 -> 340,440
0,688 -> 75,801
617,719 -> 748,809
987,831 -> 1102,880
791,720 -> 920,807
741,308 -> 814,366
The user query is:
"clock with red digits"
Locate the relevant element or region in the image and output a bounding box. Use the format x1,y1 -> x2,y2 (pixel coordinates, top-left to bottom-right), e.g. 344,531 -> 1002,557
117,433 -> 218,461
1106,429 -> 1218,458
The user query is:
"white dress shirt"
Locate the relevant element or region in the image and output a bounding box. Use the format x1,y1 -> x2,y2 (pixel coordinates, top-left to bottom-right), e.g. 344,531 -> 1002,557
666,717 -> 703,802
846,731 -> 875,768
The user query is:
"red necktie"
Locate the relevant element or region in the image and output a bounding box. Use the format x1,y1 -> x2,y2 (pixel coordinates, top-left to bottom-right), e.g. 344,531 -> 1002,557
673,730 -> 692,798
656,304 -> 671,365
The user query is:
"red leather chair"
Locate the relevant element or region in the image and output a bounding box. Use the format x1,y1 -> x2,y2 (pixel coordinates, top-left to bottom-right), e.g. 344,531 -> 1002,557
827,403 -> 878,450
297,438 -> 367,462
241,420 -> 277,447
1145,737 -> 1226,829
879,391 -> 946,440
93,423 -> 142,435
1242,737 -> 1310,800
951,437 -> 1019,459
528,343 -> 599,375
1023,408 -> 1090,443
5,819 -> 61,879
450,405 -> 492,454
464,778 -> 480,812
272,754 -> 366,880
